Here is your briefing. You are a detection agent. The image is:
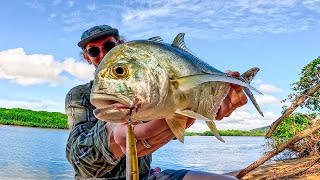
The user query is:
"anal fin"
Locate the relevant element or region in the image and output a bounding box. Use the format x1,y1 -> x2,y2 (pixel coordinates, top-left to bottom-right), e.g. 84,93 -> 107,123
176,109 -> 225,142
165,113 -> 188,143
206,121 -> 225,142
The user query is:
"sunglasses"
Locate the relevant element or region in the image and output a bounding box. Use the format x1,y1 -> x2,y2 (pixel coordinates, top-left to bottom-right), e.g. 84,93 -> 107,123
86,41 -> 116,57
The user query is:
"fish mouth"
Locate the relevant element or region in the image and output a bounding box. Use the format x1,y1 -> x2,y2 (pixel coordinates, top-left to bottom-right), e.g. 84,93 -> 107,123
91,94 -> 133,122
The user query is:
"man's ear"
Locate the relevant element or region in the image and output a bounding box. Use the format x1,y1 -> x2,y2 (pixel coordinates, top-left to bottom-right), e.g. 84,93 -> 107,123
118,40 -> 125,44
82,52 -> 92,64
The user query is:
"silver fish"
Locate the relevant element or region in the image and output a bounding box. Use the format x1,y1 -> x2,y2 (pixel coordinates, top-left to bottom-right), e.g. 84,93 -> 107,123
90,33 -> 264,180
91,33 -> 263,142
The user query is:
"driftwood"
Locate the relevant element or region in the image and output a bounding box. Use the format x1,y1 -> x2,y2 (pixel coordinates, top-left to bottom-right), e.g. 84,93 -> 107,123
265,81 -> 320,138
236,118 -> 320,179
235,156 -> 320,180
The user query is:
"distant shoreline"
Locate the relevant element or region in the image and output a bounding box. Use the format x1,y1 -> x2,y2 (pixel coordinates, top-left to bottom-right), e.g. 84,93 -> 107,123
0,107 -> 266,136
0,124 -> 69,131
0,124 -> 264,136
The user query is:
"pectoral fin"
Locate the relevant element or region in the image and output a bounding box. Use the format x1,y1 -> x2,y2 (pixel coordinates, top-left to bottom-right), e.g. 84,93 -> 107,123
165,114 -> 188,143
176,109 -> 212,121
176,109 -> 224,142
170,74 -> 262,94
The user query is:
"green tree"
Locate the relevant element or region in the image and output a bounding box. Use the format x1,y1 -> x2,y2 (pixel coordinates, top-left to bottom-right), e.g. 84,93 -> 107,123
267,57 -> 320,158
283,57 -> 320,112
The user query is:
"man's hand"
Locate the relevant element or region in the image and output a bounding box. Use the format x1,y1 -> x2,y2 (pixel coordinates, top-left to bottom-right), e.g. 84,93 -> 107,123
108,70 -> 246,159
216,70 -> 248,120
108,118 -> 194,159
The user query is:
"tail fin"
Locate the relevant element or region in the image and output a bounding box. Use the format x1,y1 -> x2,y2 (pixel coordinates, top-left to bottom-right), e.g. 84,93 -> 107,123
241,67 -> 264,117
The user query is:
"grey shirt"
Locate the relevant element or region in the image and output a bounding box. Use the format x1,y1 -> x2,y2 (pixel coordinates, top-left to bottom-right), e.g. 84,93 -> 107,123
65,81 -> 151,179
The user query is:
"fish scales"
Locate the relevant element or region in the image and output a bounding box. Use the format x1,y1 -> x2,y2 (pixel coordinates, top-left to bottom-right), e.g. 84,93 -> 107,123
91,33 -> 263,141
90,33 -> 264,180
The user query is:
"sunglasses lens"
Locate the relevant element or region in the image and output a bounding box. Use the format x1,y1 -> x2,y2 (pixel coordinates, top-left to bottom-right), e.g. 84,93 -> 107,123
103,42 -> 116,52
88,47 -> 100,57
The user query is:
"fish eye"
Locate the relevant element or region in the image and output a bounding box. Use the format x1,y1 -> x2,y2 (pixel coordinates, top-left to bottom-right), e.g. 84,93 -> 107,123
111,64 -> 129,78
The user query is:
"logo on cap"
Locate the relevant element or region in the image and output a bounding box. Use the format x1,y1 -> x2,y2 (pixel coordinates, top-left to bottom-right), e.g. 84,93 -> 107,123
89,28 -> 102,36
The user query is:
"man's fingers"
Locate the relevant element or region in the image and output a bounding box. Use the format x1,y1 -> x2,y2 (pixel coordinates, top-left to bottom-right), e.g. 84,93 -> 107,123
134,119 -> 169,140
230,71 -> 240,77
135,129 -> 173,152
137,134 -> 176,157
112,124 -> 129,146
230,83 -> 243,93
216,94 -> 233,120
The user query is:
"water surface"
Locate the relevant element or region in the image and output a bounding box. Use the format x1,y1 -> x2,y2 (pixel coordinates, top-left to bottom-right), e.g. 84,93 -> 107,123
0,125 -> 266,179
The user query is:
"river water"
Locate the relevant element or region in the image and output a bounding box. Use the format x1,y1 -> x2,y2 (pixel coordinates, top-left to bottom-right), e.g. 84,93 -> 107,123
0,125 -> 266,179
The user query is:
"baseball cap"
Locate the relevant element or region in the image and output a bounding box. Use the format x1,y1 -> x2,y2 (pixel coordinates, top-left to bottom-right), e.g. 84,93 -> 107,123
78,25 -> 119,48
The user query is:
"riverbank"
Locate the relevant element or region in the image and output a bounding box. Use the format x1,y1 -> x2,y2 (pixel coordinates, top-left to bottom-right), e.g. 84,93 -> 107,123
185,130 -> 265,136
0,107 -> 265,136
0,107 -> 68,129
227,156 -> 320,179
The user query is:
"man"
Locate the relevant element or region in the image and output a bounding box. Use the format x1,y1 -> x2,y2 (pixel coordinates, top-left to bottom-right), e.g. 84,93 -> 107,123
65,25 -> 245,179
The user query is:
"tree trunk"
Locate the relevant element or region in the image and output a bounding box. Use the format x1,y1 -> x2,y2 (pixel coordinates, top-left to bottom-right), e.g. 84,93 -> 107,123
265,82 -> 320,138
237,119 -> 320,179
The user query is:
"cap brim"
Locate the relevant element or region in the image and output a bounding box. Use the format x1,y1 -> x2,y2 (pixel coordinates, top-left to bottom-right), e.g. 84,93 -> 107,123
78,29 -> 119,48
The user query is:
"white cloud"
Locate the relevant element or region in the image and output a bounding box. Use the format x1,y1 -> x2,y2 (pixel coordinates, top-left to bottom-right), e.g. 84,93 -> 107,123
62,58 -> 95,80
303,0 -> 320,12
258,84 -> 283,94
87,4 -> 96,11
187,109 -> 278,132
118,0 -> 320,39
253,79 -> 263,84
68,0 -> 74,7
52,0 -> 62,6
255,94 -> 281,105
186,122 -> 209,133
48,13 -> 57,22
0,99 -> 64,113
28,1 -> 320,39
216,110 -> 278,130
25,0 -> 46,11
0,48 -> 94,86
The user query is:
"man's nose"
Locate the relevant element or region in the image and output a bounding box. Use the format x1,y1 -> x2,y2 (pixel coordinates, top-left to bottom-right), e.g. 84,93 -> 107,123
99,48 -> 107,60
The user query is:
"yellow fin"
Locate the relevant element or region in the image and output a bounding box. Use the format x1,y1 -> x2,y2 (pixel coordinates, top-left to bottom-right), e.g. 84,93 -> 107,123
176,110 -> 224,142
241,67 -> 264,117
206,121 -> 225,142
165,113 -> 188,143
176,109 -> 212,121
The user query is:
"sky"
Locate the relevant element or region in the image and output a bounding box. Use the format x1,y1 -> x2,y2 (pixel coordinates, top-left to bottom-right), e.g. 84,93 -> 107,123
0,0 -> 319,131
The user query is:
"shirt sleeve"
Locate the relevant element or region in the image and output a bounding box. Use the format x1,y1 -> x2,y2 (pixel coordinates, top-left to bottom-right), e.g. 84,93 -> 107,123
65,82 -> 122,178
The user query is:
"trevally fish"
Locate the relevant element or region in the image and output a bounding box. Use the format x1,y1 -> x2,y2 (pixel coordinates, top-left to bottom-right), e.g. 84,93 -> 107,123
91,33 -> 264,180
90,33 -> 264,143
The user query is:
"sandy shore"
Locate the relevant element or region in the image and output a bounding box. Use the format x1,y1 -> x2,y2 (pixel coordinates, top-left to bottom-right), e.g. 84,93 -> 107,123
227,156 -> 320,179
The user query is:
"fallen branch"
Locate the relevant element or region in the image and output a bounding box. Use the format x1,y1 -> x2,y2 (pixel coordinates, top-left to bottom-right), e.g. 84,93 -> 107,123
281,157 -> 320,179
237,118 -> 320,179
265,82 -> 320,138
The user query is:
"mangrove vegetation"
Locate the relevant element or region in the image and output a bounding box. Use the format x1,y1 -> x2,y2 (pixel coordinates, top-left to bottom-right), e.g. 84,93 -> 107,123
0,107 -> 68,129
0,107 -> 265,136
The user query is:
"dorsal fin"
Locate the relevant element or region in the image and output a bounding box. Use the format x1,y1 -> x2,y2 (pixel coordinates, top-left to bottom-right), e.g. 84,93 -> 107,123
172,33 -> 193,55
148,36 -> 163,43
240,67 -> 264,117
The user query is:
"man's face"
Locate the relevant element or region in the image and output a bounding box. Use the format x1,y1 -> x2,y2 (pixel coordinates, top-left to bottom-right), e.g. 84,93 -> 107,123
84,36 -> 122,68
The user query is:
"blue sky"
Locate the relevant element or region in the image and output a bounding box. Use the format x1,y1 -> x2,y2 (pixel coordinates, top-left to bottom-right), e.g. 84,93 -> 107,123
1,0 -> 319,131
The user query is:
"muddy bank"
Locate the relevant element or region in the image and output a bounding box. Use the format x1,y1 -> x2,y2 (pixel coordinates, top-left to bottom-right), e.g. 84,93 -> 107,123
227,156 -> 320,179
